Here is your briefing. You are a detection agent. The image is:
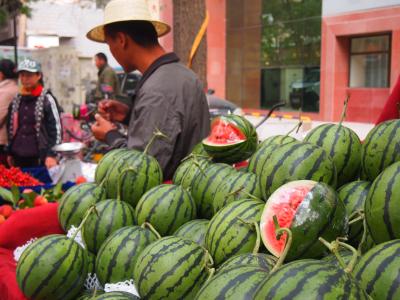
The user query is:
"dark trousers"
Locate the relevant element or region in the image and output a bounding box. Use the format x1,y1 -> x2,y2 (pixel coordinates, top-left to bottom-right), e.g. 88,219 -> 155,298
12,155 -> 41,168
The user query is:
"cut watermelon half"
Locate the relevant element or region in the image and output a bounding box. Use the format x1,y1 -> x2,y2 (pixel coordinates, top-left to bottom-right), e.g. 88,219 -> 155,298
203,118 -> 246,146
260,180 -> 316,257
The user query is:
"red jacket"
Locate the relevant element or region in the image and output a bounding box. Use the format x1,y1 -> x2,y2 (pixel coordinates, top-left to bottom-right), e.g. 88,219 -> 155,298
375,75 -> 400,125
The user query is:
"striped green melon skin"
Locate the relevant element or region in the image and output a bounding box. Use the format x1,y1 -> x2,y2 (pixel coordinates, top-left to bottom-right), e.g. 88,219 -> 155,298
96,225 -> 158,285
217,253 -> 276,274
86,250 -> 96,274
259,141 -> 337,199
194,266 -> 269,300
191,142 -> 210,157
248,135 -> 297,175
93,292 -> 140,299
16,235 -> 88,300
205,199 -> 265,266
104,149 -> 163,207
134,236 -> 209,300
76,291 -> 104,300
354,239 -> 400,299
360,230 -> 376,254
255,260 -> 369,299
58,183 -> 106,231
95,148 -> 130,184
213,171 -> 263,213
337,181 -> 371,246
191,163 -> 236,219
322,249 -> 353,268
262,181 -> 348,261
172,156 -> 212,190
361,119 -> 400,181
304,124 -> 362,186
83,199 -> 136,254
365,161 -> 400,244
202,115 -> 258,164
174,219 -> 209,246
135,184 -> 197,236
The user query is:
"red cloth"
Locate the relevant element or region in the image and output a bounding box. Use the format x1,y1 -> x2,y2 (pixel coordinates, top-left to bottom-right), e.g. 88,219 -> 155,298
0,203 -> 64,300
376,75 -> 400,125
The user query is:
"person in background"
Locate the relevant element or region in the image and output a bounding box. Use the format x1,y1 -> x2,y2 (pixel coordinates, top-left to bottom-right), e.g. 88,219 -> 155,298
0,59 -> 18,165
6,58 -> 62,169
88,0 -> 210,180
93,52 -> 121,102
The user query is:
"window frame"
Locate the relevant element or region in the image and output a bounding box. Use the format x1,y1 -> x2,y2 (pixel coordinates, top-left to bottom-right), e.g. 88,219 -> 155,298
348,33 -> 392,88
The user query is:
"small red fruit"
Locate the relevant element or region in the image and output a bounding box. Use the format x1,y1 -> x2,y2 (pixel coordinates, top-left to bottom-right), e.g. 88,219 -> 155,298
34,195 -> 48,207
0,205 -> 13,218
22,188 -> 34,194
0,215 -> 5,225
75,176 -> 87,185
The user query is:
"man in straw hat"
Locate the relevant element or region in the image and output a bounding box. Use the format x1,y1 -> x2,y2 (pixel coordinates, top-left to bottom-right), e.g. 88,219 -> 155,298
89,0 -> 210,180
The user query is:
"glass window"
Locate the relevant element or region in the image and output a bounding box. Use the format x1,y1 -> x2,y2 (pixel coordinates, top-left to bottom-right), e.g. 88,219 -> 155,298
349,35 -> 390,88
261,0 -> 322,112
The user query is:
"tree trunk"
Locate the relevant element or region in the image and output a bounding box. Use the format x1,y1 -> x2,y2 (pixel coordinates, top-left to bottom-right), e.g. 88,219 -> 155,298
173,0 -> 207,88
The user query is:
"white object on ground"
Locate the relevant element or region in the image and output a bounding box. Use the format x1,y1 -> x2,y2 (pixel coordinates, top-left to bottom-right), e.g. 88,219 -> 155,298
13,238 -> 38,262
85,273 -> 103,291
104,279 -> 140,297
66,225 -> 85,249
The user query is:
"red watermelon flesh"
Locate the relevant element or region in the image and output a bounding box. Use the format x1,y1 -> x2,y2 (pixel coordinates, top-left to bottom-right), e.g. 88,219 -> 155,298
205,118 -> 246,145
260,181 -> 315,256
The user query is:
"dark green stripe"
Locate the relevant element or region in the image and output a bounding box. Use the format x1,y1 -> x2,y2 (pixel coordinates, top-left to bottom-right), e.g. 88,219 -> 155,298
165,187 -> 187,234
379,121 -> 400,172
382,165 -> 400,239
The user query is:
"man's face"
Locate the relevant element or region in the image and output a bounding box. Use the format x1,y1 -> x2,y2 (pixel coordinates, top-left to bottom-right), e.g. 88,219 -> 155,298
19,71 -> 41,88
105,33 -> 133,73
95,56 -> 105,69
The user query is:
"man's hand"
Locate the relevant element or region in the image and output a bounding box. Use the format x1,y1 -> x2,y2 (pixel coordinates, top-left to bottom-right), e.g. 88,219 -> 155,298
98,100 -> 130,122
91,114 -> 118,141
45,157 -> 58,169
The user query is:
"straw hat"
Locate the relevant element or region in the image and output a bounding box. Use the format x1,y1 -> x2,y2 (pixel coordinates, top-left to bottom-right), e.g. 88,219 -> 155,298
87,0 -> 171,43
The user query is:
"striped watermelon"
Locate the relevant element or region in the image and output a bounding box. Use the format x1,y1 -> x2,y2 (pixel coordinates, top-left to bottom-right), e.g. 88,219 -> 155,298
361,119 -> 400,181
134,236 -> 211,299
248,135 -> 297,175
202,115 -> 258,164
191,163 -> 236,219
304,123 -> 362,186
360,230 -> 376,254
173,219 -> 209,246
337,181 -> 371,246
95,149 -> 129,184
95,225 -> 158,285
82,199 -> 136,254
365,161 -> 400,244
217,253 -> 276,274
205,199 -> 265,266
260,180 -> 348,261
254,260 -> 369,299
213,171 -> 263,213
172,156 -> 212,190
258,141 -> 337,199
86,250 -> 96,275
76,291 -> 104,300
135,184 -> 197,236
58,183 -> 106,231
104,149 -> 163,207
354,239 -> 400,299
194,266 -> 269,300
93,292 -> 139,299
191,142 -> 210,157
16,235 -> 88,300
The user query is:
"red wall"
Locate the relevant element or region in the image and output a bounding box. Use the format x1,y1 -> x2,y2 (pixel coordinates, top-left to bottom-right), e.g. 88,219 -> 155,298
321,6 -> 400,123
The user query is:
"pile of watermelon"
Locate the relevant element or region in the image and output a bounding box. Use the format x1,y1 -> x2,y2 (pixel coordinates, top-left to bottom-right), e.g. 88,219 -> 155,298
13,114 -> 400,300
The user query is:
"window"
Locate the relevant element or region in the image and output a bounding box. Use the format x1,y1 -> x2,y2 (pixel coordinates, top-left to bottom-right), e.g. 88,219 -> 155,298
349,34 -> 390,88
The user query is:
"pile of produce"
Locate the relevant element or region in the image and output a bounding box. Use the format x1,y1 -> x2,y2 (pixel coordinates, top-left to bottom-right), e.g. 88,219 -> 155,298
12,114 -> 400,300
0,165 -> 43,187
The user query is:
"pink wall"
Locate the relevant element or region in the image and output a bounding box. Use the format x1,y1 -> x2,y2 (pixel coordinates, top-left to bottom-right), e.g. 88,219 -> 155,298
158,0 -> 173,52
321,6 -> 400,123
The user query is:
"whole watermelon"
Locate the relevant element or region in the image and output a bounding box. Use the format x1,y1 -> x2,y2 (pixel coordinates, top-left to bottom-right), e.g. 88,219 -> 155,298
58,183 -> 106,231
173,156 -> 212,189
202,115 -> 258,164
93,292 -> 139,299
95,149 -> 129,184
135,184 -> 197,236
361,119 -> 400,181
354,239 -> 400,299
195,266 -> 269,300
216,253 -> 276,274
258,141 -> 337,199
254,260 -> 369,299
82,199 -> 136,254
16,235 -> 88,300
134,236 -> 211,299
205,199 -> 265,266
365,161 -> 400,244
173,219 -> 209,246
304,123 -> 362,186
95,225 -> 158,285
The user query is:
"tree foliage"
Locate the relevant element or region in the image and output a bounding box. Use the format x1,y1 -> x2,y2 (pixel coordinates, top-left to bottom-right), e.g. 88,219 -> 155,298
262,0 -> 322,67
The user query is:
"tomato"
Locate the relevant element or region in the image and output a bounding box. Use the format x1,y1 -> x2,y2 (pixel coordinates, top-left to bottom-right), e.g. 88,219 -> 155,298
75,176 -> 87,185
33,195 -> 48,207
0,205 -> 13,218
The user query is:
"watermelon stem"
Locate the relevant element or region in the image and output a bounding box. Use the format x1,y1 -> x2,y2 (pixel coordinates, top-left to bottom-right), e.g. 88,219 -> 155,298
144,128 -> 169,154
202,249 -> 215,284
339,95 -> 350,126
348,210 -> 364,225
271,215 -> 293,273
237,218 -> 261,254
319,237 -> 358,274
72,205 -> 96,241
192,159 -> 207,177
227,187 -> 260,201
357,216 -> 368,256
285,121 -> 303,138
117,167 -> 138,200
141,222 -> 162,239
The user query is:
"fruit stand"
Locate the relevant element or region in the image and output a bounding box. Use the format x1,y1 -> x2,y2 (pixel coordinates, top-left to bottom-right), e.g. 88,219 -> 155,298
2,114 -> 400,299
